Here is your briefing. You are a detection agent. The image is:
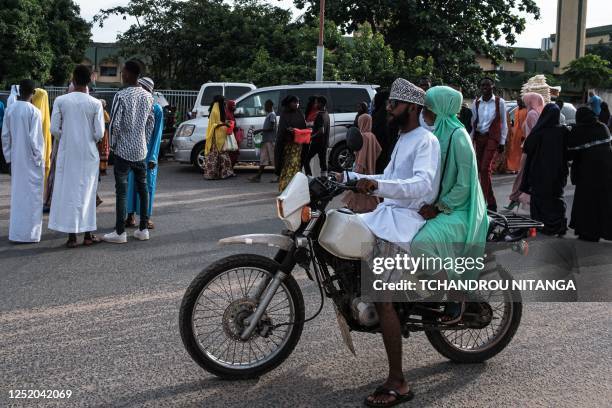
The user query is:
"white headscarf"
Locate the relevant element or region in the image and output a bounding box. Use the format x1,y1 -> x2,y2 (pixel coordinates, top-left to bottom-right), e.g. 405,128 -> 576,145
7,85 -> 19,107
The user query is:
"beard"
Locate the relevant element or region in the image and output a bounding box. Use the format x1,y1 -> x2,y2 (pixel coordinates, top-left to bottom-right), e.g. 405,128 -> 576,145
388,107 -> 410,128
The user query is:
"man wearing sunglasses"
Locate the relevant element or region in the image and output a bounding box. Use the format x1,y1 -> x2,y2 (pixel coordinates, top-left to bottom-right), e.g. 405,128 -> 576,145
338,78 -> 441,406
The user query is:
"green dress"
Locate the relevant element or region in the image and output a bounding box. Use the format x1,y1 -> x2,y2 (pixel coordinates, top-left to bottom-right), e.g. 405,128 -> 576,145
412,86 -> 489,281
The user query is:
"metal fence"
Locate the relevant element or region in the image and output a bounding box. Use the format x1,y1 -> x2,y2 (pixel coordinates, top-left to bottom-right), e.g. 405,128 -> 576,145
1,87 -> 199,122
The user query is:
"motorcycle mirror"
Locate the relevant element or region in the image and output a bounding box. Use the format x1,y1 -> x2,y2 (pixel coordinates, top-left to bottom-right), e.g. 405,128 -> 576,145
346,126 -> 363,153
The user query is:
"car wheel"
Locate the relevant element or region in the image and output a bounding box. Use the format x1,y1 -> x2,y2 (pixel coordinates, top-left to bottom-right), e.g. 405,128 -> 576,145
329,143 -> 355,172
191,142 -> 206,171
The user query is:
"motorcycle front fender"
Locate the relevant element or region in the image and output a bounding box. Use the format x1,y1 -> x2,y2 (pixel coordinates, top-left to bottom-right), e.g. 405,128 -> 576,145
218,234 -> 294,251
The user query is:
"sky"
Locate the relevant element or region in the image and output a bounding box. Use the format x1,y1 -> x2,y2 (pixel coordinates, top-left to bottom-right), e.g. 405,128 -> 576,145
78,0 -> 611,49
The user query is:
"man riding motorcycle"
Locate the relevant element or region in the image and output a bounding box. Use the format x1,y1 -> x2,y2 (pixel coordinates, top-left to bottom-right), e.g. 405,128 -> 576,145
338,78 -> 441,407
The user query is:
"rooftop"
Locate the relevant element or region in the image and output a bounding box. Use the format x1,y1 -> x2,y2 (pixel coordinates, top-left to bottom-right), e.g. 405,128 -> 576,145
550,24 -> 612,41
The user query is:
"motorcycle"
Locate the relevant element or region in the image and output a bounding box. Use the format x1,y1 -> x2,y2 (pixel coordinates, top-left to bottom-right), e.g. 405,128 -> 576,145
179,129 -> 544,379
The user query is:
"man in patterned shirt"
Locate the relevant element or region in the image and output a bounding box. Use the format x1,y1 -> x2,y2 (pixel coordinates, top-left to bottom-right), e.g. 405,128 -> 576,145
103,61 -> 154,243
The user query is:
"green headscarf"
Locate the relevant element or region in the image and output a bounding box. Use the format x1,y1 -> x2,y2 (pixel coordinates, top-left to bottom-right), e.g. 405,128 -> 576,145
413,86 -> 489,281
425,86 -> 465,161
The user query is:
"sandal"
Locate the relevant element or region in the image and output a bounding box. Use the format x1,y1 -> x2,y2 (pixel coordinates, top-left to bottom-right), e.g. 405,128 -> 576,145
125,218 -> 137,228
440,302 -> 466,325
66,239 -> 78,249
83,234 -> 102,246
365,386 -> 415,407
146,220 -> 155,230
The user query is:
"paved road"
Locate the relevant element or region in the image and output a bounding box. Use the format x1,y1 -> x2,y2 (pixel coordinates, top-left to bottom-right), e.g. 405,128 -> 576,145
0,162 -> 610,407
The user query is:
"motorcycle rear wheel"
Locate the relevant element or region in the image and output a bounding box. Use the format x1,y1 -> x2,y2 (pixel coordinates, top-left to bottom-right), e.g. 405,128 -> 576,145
179,254 -> 305,379
425,265 -> 522,363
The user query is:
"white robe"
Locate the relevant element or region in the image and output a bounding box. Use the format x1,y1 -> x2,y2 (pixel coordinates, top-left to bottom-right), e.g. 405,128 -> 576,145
1,101 -> 45,242
7,85 -> 19,107
48,92 -> 104,233
348,126 -> 441,247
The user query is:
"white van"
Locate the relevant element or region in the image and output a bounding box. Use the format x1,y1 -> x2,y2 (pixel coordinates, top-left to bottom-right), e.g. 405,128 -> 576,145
173,82 -> 378,171
191,82 -> 256,118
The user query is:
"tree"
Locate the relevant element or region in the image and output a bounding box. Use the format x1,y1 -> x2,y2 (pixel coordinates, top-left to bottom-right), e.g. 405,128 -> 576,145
294,0 -> 540,89
0,0 -> 90,87
563,54 -> 612,101
0,0 -> 52,86
44,0 -> 92,85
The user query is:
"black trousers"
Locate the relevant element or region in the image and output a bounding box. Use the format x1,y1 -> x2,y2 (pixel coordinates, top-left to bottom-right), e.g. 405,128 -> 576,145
302,142 -> 327,176
114,156 -> 148,234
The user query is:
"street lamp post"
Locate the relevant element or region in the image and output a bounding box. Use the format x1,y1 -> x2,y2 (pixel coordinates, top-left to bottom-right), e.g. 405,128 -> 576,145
315,0 -> 325,82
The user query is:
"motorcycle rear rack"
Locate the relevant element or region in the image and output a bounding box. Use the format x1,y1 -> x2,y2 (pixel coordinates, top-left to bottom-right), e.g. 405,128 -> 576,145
488,210 -> 544,231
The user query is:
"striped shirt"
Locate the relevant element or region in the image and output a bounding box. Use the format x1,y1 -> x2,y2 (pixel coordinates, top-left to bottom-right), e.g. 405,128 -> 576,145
110,86 -> 154,162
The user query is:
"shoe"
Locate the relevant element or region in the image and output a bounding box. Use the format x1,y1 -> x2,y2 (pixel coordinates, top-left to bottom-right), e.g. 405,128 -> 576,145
103,231 -> 127,244
504,201 -> 518,211
133,229 -> 150,241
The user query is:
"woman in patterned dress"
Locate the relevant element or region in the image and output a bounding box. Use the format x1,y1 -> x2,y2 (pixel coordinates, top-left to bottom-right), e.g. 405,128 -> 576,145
274,95 -> 307,191
203,95 -> 235,180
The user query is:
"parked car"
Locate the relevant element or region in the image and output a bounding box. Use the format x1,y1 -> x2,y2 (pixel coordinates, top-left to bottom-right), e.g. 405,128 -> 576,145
172,82 -> 378,171
191,82 -> 256,118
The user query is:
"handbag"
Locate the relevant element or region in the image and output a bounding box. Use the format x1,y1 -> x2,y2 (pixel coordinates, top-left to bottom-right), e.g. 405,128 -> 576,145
419,127 -> 460,220
222,133 -> 239,151
293,128 -> 312,144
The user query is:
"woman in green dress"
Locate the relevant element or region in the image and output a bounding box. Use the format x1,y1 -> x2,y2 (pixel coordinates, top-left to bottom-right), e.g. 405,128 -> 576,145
412,86 -> 488,283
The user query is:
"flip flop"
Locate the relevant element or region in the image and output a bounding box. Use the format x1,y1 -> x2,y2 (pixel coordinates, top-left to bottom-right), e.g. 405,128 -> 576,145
365,386 -> 415,407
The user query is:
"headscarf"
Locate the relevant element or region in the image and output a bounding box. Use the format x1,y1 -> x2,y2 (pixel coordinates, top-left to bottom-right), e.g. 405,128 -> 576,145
529,103 -> 561,136
342,113 -> 381,212
576,106 -> 598,126
205,101 -> 227,154
31,88 -> 52,180
415,86 -> 488,280
7,85 -> 19,106
568,107 -> 611,152
523,92 -> 545,114
424,86 -> 465,159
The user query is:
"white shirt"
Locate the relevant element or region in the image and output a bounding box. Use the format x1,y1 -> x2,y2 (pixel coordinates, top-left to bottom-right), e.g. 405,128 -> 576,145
348,126 -> 441,247
470,95 -> 508,145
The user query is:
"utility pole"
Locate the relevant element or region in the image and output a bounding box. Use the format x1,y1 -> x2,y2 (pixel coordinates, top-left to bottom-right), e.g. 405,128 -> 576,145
315,0 -> 325,82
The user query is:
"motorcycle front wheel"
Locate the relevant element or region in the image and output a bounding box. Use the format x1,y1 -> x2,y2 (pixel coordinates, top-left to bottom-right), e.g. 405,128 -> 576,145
179,254 -> 305,379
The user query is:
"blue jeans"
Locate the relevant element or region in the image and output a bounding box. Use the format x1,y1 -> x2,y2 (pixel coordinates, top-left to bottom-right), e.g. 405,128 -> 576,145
114,156 -> 148,234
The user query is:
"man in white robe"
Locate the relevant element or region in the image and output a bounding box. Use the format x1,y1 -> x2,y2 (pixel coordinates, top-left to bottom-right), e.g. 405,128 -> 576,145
1,80 -> 45,243
48,65 -> 105,247
343,78 -> 441,406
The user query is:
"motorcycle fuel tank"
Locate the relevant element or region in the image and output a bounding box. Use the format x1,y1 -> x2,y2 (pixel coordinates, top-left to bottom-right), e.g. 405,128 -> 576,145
318,209 -> 375,260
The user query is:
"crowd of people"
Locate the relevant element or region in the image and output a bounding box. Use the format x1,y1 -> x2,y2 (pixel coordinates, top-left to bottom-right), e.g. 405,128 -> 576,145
2,62 -> 612,247
1,61 -> 164,246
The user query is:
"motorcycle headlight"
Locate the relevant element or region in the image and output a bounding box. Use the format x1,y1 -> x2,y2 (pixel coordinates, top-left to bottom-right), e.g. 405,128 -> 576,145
177,124 -> 195,137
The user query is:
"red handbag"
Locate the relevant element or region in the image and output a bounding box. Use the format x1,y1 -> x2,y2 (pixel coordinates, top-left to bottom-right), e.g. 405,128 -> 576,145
293,128 -> 312,144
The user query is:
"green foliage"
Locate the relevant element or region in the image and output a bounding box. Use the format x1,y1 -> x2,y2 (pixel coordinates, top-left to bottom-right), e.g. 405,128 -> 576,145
294,0 -> 540,92
0,0 -> 91,87
96,1 -> 436,89
563,54 -> 612,93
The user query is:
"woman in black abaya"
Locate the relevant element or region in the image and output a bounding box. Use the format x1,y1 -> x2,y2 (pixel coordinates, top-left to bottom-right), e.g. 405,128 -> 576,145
567,107 -> 612,242
520,103 -> 569,236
